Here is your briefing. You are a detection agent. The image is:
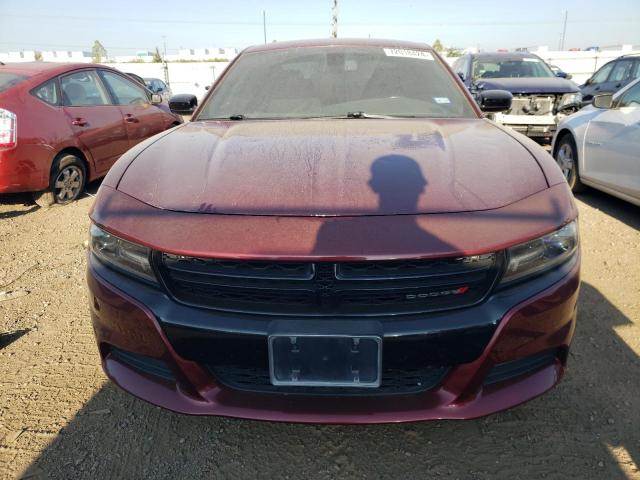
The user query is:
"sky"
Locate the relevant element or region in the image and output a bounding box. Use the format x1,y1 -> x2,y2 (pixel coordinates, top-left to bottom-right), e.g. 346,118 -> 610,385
0,0 -> 639,55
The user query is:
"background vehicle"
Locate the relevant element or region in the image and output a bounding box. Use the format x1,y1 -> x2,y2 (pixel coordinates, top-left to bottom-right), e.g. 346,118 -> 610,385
580,53 -> 640,107
144,77 -> 172,101
553,78 -> 640,206
453,52 -> 581,140
125,72 -> 146,86
549,64 -> 571,79
0,62 -> 182,205
88,39 -> 579,423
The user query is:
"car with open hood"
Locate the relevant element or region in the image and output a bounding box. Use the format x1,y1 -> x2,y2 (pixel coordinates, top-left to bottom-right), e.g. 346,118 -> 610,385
87,39 -> 580,423
453,52 -> 582,140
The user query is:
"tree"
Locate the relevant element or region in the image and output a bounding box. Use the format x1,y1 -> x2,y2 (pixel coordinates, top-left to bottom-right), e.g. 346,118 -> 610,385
432,39 -> 444,53
34,51 -> 43,61
152,47 -> 163,63
446,47 -> 462,57
91,40 -> 107,63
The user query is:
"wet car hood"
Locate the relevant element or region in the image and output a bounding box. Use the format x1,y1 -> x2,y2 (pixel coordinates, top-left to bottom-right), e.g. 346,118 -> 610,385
474,77 -> 580,94
117,118 -> 548,216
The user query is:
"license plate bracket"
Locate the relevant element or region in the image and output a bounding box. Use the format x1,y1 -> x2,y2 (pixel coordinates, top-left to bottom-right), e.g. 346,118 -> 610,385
268,335 -> 382,388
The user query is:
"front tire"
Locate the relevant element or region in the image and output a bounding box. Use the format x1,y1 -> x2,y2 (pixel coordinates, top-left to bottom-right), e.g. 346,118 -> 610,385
555,134 -> 585,193
33,154 -> 86,207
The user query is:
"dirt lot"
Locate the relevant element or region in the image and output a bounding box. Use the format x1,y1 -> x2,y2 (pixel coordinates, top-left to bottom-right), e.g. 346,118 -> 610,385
0,184 -> 638,480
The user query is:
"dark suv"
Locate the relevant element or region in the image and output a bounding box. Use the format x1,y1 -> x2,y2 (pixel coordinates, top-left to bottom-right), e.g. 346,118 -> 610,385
580,53 -> 640,106
453,52 -> 581,140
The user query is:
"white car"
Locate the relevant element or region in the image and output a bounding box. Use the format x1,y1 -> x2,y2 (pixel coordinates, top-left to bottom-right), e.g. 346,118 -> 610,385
552,78 -> 640,206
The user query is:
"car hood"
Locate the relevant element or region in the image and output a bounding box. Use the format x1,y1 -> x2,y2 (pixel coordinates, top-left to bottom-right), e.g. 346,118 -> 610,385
474,77 -> 580,94
117,118 -> 548,216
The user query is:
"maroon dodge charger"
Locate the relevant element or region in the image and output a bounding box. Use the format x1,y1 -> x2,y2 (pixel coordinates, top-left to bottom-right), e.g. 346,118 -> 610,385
87,39 -> 580,423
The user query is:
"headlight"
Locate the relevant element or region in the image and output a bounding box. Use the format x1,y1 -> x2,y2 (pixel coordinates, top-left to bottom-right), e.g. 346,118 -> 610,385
89,224 -> 156,282
501,221 -> 578,284
557,92 -> 582,111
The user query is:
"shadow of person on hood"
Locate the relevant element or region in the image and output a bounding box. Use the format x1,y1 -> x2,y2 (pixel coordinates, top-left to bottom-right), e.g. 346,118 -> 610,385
312,154 -> 455,257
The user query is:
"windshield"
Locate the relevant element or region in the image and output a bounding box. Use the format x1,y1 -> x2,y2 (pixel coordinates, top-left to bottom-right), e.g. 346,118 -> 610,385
198,46 -> 476,120
473,57 -> 554,79
0,72 -> 29,93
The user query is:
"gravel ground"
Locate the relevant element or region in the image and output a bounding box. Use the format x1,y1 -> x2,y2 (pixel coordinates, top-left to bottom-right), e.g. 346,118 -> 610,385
0,184 -> 638,480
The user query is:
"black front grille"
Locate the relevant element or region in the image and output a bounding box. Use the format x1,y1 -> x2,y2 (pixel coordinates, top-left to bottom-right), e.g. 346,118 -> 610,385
163,326 -> 496,397
209,363 -> 449,396
156,253 -> 501,316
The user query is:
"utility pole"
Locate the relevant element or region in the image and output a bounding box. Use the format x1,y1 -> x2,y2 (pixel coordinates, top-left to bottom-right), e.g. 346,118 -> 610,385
162,35 -> 170,87
263,10 -> 267,44
559,10 -> 568,51
331,0 -> 338,38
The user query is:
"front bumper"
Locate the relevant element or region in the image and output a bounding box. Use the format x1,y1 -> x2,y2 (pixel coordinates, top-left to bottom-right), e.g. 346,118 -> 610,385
87,249 -> 580,424
492,113 -> 560,138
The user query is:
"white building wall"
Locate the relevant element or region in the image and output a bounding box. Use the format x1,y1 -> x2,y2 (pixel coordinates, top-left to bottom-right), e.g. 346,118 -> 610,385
0,51 -> 36,62
40,51 -> 92,63
105,61 -> 232,98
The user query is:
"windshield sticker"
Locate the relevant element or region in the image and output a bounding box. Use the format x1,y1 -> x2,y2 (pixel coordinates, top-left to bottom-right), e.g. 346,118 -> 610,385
433,97 -> 451,104
523,58 -> 540,62
383,48 -> 434,61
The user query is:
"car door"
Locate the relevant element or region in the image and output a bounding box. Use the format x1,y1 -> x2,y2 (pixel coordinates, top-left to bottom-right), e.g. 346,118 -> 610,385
98,70 -> 166,148
582,61 -> 614,104
601,59 -> 635,95
60,69 -> 129,175
583,81 -> 640,200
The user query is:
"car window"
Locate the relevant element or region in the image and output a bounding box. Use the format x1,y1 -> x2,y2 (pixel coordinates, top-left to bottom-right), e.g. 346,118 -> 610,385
472,57 -> 554,79
609,60 -> 633,83
632,60 -> 640,79
31,79 -> 59,106
591,62 -> 614,84
199,46 -> 476,120
60,70 -> 110,106
618,82 -> 640,108
100,71 -> 149,105
0,72 -> 29,92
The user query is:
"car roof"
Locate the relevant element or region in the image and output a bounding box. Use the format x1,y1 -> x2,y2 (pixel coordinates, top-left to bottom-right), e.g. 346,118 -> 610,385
472,52 -> 540,62
0,61 -> 114,80
243,38 -> 435,54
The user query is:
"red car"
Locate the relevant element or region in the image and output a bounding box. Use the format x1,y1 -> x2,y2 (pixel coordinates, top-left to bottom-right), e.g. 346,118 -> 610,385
87,39 -> 580,423
0,62 -> 181,206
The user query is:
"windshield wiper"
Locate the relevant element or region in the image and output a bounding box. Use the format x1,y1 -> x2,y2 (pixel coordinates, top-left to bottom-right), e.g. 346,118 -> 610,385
346,111 -> 396,119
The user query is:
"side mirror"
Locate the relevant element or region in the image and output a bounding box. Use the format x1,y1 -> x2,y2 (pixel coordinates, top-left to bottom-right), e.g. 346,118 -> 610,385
478,89 -> 512,113
169,94 -> 198,115
593,93 -> 614,109
150,94 -> 162,105
555,71 -> 572,80
584,78 -> 592,86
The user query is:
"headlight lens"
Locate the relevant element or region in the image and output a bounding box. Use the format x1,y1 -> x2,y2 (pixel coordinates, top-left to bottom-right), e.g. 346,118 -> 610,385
557,92 -> 582,111
89,224 -> 156,282
501,221 -> 578,284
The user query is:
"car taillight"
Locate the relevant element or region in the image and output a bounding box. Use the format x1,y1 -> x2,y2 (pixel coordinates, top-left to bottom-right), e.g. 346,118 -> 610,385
0,108 -> 17,150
